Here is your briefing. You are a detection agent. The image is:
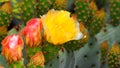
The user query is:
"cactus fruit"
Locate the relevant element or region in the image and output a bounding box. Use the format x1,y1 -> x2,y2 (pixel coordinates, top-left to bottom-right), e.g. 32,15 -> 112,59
100,40 -> 108,64
37,0 -> 53,16
86,0 -> 106,36
53,0 -> 66,10
110,0 -> 120,26
1,34 -> 25,68
74,0 -> 89,23
108,43 -> 120,68
20,0 -> 37,25
87,8 -> 106,36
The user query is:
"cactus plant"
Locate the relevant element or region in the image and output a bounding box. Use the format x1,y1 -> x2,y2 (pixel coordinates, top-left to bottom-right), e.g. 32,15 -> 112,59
42,41 -> 61,63
110,0 -> 120,26
37,0 -> 53,16
87,8 -> 106,36
74,0 -> 89,23
108,43 -> 120,68
0,1 -> 120,68
20,0 -> 37,25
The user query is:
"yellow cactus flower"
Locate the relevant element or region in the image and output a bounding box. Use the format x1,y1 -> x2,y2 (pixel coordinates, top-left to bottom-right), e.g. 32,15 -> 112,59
41,9 -> 83,45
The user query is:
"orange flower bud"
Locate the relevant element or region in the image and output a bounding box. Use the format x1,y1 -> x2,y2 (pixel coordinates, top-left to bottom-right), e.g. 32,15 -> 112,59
30,52 -> 45,67
1,34 -> 24,62
22,18 -> 42,47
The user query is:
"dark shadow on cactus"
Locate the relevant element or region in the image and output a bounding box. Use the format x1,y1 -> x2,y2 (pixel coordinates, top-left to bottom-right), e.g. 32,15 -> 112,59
7,17 -> 22,31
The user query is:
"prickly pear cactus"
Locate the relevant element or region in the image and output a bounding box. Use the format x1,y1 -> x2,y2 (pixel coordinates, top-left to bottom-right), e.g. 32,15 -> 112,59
0,11 -> 12,26
110,0 -> 120,26
100,40 -> 108,64
37,0 -> 53,16
20,0 -> 37,25
108,43 -> 120,68
87,8 -> 106,36
74,0 -> 89,23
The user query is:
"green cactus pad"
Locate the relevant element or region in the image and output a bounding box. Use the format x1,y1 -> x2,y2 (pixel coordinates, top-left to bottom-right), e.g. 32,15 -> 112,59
87,8 -> 106,36
26,46 -> 42,59
74,0 -> 89,23
110,0 -> 120,26
37,0 -> 53,16
63,39 -> 86,51
20,0 -> 37,25
0,10 -> 12,27
42,41 -> 61,63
